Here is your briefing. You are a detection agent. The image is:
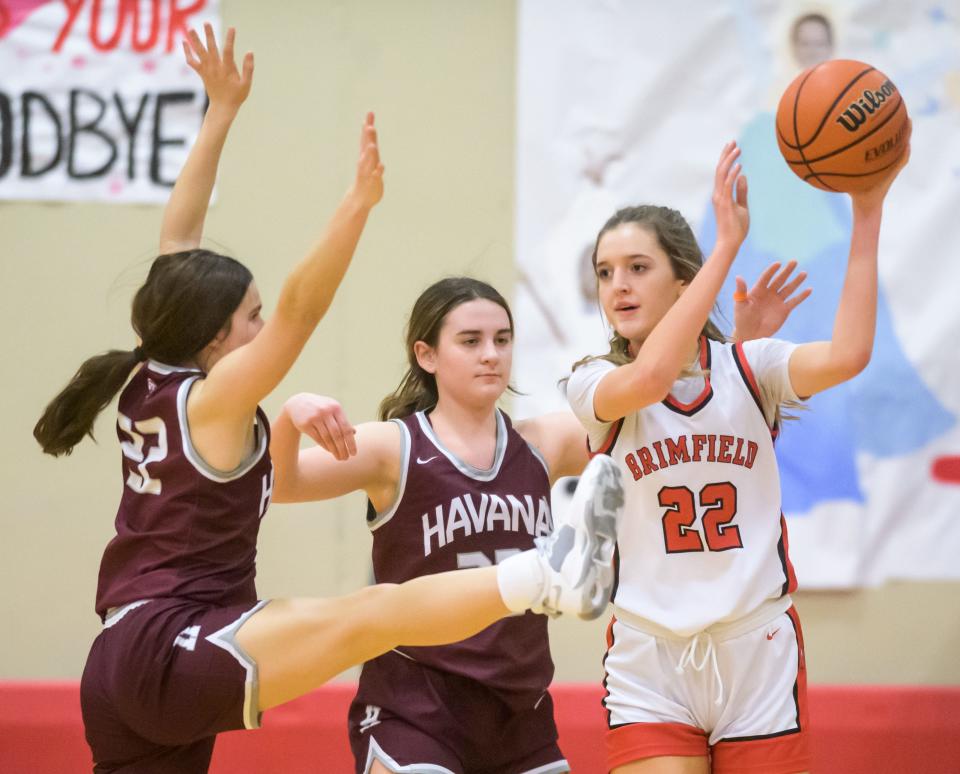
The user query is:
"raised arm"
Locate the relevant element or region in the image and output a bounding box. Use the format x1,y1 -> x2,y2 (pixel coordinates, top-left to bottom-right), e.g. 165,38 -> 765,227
592,142 -> 749,422
271,393 -> 400,509
788,126 -> 911,398
190,112 -> 384,428
160,24 -> 253,254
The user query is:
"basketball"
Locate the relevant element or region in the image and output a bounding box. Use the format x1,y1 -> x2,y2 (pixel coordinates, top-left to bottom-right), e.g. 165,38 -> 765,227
776,59 -> 909,192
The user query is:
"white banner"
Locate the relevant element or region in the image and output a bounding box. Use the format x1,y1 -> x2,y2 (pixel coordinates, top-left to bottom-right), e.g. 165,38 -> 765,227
0,0 -> 219,203
515,0 -> 960,587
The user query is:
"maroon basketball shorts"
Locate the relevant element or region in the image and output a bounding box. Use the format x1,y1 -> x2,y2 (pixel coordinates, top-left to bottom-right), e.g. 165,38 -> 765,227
347,649 -> 568,774
80,597 -> 268,773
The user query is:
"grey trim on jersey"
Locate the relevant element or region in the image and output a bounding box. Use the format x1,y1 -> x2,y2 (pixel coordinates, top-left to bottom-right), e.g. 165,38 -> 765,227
362,736 -> 569,774
176,376 -> 269,483
205,599 -> 270,731
102,599 -> 151,629
525,439 -> 551,479
521,762 -> 570,774
363,736 -> 456,774
368,419 -> 411,532
146,359 -> 202,375
414,409 -> 507,482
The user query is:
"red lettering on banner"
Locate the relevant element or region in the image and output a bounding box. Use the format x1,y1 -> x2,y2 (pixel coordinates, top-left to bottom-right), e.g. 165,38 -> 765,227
53,0 -> 205,54
0,2 -> 10,39
131,0 -> 161,51
53,0 -> 85,52
91,0 -> 126,51
167,0 -> 204,53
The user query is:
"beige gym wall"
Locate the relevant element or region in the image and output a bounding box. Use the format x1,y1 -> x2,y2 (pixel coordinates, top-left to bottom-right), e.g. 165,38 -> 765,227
2,0 -> 957,687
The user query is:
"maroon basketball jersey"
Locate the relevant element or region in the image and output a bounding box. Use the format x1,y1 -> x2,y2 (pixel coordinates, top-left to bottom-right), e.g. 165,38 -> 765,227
95,361 -> 274,619
366,410 -> 555,699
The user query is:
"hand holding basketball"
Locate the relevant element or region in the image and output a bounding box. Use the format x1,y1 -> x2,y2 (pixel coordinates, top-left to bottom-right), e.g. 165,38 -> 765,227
849,118 -> 911,209
712,141 -> 750,252
776,59 -> 909,193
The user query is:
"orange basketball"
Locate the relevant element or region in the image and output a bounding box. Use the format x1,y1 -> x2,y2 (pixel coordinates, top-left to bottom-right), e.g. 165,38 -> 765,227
776,59 -> 909,193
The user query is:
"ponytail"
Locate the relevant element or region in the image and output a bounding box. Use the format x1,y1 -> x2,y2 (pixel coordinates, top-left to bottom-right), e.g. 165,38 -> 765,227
35,248 -> 253,456
378,366 -> 439,421
34,348 -> 143,456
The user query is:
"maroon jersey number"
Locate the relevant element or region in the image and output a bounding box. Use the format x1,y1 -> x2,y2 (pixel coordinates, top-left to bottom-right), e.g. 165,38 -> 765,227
118,413 -> 168,495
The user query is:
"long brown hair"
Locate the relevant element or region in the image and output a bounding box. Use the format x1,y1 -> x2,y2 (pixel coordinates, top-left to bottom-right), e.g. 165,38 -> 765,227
573,204 -> 725,372
34,250 -> 252,456
379,277 -> 515,421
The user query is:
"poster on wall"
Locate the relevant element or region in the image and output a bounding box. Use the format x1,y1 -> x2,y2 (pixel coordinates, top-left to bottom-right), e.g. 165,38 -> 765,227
0,0 -> 220,203
514,0 -> 960,587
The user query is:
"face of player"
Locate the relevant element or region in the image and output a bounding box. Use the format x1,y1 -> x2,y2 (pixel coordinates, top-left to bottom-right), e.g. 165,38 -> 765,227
792,18 -> 832,69
417,298 -> 513,409
202,282 -> 265,370
595,223 -> 687,347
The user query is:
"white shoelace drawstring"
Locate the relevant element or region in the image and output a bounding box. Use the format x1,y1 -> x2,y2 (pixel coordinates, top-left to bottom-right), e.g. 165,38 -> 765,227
675,632 -> 724,706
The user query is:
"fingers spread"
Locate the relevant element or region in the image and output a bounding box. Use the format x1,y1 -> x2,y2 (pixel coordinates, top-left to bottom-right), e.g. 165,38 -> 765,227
785,288 -> 813,311
187,27 -> 205,58
223,26 -> 236,64
203,22 -> 219,60
754,262 -> 782,292
182,39 -> 200,70
780,270 -> 808,298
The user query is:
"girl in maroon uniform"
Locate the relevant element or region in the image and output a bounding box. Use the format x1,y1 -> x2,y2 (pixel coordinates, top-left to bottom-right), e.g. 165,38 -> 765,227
34,27 -> 622,773
270,265 -> 810,774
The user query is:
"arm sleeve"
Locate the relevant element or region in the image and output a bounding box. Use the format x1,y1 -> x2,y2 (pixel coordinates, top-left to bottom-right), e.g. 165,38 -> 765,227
740,338 -> 801,424
564,359 -> 617,452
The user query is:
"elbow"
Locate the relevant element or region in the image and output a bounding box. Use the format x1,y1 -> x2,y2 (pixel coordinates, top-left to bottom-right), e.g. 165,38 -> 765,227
632,363 -> 675,404
843,347 -> 873,378
270,476 -> 296,504
831,349 -> 872,384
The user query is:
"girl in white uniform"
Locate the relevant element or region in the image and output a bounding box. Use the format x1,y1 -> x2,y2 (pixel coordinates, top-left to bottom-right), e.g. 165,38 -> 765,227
565,136 -> 910,774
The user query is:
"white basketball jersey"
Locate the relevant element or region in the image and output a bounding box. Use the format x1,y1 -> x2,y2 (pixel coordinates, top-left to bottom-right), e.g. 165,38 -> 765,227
566,337 -> 800,637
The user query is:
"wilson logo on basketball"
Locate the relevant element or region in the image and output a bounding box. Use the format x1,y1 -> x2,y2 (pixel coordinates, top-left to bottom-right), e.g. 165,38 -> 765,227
835,80 -> 897,132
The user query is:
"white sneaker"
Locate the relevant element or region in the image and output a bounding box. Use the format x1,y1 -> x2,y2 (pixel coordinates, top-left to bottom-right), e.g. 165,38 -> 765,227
534,455 -> 624,620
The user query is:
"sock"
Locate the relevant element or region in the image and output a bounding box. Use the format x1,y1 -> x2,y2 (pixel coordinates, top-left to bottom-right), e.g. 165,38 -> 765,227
496,549 -> 546,613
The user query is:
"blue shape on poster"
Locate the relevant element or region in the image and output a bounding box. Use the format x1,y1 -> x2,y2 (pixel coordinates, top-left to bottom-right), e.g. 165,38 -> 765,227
699,113 -> 955,513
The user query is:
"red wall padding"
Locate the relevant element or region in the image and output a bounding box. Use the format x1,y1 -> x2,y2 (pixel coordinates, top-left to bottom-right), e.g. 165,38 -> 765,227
2,682 -> 959,773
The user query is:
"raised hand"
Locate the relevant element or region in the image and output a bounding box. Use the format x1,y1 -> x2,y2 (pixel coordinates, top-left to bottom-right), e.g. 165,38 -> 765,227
183,24 -> 253,110
850,119 -> 912,212
712,141 -> 749,253
352,112 -> 385,209
285,393 -> 357,461
732,260 -> 812,341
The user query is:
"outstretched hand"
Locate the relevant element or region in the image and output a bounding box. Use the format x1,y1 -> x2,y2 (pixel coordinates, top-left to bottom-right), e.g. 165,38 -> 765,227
732,260 -> 811,341
850,118 -> 912,211
183,24 -> 253,110
712,141 -> 749,253
352,112 -> 385,209
285,394 -> 357,461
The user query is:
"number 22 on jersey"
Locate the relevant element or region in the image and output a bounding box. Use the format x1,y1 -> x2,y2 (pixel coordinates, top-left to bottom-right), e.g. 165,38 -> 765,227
659,482 -> 743,553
